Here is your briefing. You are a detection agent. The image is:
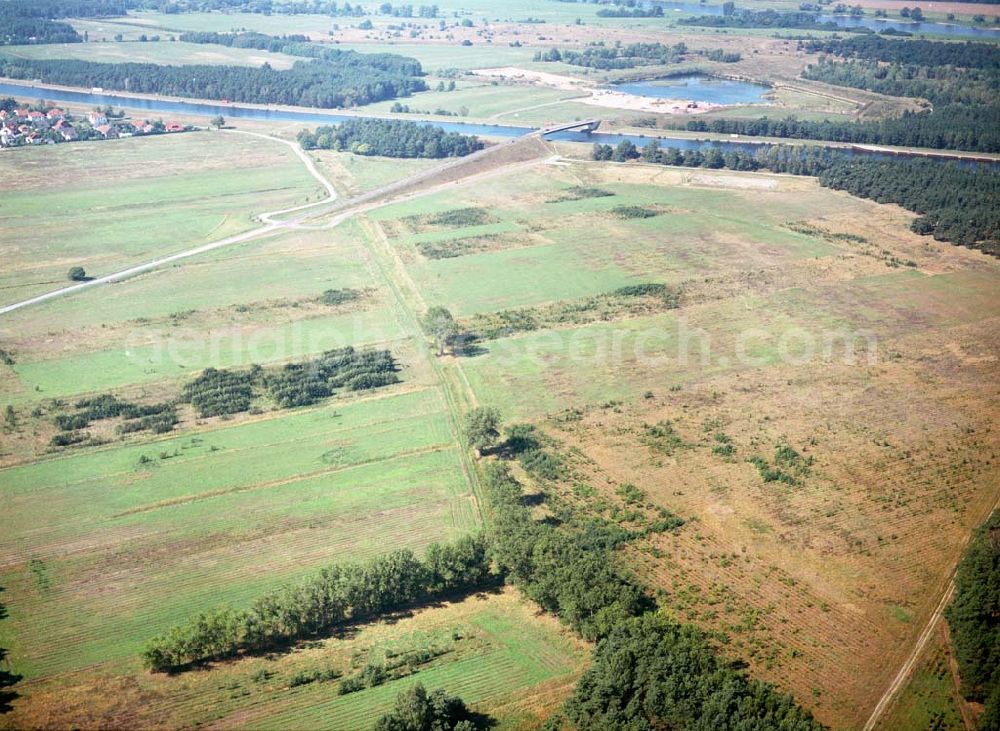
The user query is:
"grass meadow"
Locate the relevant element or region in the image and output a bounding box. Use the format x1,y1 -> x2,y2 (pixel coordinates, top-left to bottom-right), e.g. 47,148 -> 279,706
0,132 -> 320,306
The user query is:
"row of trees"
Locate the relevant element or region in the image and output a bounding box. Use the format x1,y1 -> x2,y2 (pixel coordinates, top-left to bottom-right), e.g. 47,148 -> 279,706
680,104 -> 999,153
142,535 -> 492,672
945,511 -> 1000,730
0,54 -> 428,109
593,140 -> 998,252
177,30 -> 309,51
297,118 -> 483,158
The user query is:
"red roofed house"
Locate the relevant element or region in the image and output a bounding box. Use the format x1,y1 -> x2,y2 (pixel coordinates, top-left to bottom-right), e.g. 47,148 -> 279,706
26,111 -> 48,128
45,108 -> 65,120
88,111 -> 108,126
165,121 -> 184,133
94,123 -> 117,139
54,119 -> 77,141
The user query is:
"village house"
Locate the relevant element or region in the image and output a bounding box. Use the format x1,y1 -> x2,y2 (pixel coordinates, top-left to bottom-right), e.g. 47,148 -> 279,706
45,108 -> 65,121
88,111 -> 108,126
26,111 -> 49,128
165,121 -> 184,133
53,119 -> 77,141
94,123 -> 117,139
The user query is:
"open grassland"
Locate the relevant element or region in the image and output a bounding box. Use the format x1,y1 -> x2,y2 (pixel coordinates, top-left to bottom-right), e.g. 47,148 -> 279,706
0,387 -> 477,678
0,217 -> 413,405
404,160 -> 1000,728
1,41 -> 301,69
0,132 -> 321,306
0,587 -> 587,731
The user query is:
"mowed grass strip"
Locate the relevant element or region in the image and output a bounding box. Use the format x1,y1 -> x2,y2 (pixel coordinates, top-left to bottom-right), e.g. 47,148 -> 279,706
0,390 -> 478,678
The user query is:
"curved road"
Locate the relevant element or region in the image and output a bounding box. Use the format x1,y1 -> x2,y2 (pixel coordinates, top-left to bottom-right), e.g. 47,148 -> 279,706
0,129 -> 336,317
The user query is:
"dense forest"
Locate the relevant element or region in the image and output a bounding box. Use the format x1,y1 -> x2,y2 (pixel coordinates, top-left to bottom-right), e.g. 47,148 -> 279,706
802,59 -> 996,106
593,141 -> 1000,253
0,0 -> 127,45
801,36 -> 1000,70
141,535 -> 492,672
945,511 -> 1000,730
680,104 -> 999,153
0,54 -> 428,108
297,119 -> 483,158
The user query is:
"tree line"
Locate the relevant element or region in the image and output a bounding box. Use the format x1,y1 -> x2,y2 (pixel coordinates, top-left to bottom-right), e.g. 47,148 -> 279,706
945,510 -> 1000,730
177,30 -> 309,52
592,140 -> 999,253
679,103 -> 999,153
0,54 -> 428,109
141,535 -> 492,672
297,118 -> 483,158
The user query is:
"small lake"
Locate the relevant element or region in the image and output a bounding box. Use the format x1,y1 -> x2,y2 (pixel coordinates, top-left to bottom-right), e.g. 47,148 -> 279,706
615,74 -> 770,106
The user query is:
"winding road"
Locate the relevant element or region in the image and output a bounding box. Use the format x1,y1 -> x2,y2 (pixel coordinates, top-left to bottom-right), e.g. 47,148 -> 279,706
0,130 -> 338,317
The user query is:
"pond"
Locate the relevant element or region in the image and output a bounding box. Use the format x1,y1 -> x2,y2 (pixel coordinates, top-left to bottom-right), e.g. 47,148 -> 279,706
614,74 -> 770,106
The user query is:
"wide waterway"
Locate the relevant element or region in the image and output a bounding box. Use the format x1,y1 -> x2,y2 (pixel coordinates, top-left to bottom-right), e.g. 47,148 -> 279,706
1,80 -> 995,167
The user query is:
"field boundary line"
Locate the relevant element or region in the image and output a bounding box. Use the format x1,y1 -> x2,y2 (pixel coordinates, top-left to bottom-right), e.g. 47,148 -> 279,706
110,443 -> 456,518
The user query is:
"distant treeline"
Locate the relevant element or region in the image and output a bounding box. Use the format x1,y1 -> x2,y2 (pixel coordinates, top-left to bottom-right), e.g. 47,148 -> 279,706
480,460 -> 825,729
679,8 -> 864,31
681,104 -> 999,153
177,30 -> 309,51
139,0 -> 367,15
0,54 -> 428,108
596,5 -> 664,17
142,535 -> 492,672
297,119 -> 483,158
593,140 -> 1000,253
534,41 -> 687,69
945,510 -> 1000,729
0,0 -> 128,45
801,36 -> 1000,70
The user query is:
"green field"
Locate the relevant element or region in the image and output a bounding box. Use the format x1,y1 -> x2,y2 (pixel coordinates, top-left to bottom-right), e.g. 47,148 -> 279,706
1,388 -> 475,678
0,132 -> 320,307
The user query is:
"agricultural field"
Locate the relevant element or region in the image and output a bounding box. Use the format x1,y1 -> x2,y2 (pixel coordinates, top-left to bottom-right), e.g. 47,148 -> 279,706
2,0 -> 999,726
1,41 -> 302,69
0,132 -> 321,307
0,585 -> 587,730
